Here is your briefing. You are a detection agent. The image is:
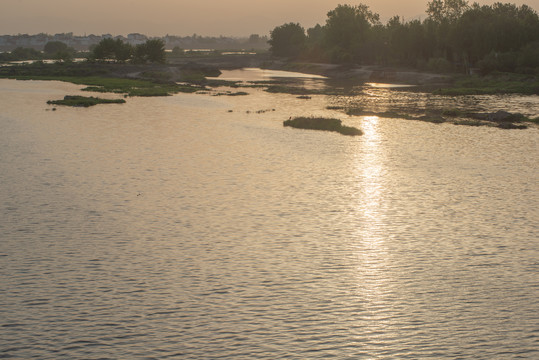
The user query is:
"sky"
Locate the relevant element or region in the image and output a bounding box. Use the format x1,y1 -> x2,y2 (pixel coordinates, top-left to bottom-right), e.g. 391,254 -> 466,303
1,0 -> 539,37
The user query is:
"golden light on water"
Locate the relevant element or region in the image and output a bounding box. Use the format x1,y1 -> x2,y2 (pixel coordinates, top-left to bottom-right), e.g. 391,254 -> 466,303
351,115 -> 395,338
353,115 -> 389,272
359,115 -> 384,227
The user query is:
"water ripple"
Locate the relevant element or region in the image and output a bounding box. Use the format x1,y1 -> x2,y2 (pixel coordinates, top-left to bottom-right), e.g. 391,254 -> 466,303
0,78 -> 538,359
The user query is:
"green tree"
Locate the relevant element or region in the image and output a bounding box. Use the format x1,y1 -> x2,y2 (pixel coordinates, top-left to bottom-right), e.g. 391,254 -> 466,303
268,23 -> 307,58
44,41 -> 69,55
144,39 -> 166,63
54,50 -> 74,63
324,4 -> 380,63
9,47 -> 42,61
92,38 -> 133,63
452,3 -> 539,70
305,24 -> 327,61
132,39 -> 166,64
427,0 -> 469,23
92,38 -> 117,61
114,40 -> 133,62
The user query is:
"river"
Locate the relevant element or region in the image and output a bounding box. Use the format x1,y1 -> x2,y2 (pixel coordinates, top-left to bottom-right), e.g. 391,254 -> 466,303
1,73 -> 538,359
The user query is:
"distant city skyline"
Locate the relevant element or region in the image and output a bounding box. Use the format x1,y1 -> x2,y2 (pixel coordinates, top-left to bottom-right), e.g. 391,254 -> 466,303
2,0 -> 539,36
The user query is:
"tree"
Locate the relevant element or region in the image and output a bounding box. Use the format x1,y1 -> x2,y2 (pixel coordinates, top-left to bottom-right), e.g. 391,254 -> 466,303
43,41 -> 76,61
324,4 -> 380,63
9,47 -> 42,61
132,39 -> 166,64
427,0 -> 469,23
452,3 -> 539,68
268,23 -> 307,58
44,41 -> 68,55
92,38 -> 118,61
304,24 -> 327,61
144,39 -> 166,63
92,38 -> 133,63
114,40 -> 134,62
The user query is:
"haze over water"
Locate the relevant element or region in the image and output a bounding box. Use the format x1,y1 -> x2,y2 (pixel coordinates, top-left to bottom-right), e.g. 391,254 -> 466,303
1,75 -> 538,358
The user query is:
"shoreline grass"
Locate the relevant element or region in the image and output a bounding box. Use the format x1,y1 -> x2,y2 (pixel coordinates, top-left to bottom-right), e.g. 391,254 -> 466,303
434,73 -> 539,95
5,75 -> 202,96
0,62 -> 206,96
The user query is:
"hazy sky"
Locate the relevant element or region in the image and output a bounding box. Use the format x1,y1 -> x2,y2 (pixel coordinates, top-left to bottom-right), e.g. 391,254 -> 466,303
2,0 -> 539,36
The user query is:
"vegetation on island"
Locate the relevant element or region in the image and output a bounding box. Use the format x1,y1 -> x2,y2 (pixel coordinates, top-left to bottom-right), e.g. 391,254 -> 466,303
47,95 -> 126,107
336,106 -> 537,129
283,117 -> 363,136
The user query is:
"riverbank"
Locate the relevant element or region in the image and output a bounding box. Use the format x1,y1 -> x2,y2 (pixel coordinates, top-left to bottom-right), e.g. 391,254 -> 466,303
2,55 -> 538,95
1,57 -> 537,129
0,62 -> 212,96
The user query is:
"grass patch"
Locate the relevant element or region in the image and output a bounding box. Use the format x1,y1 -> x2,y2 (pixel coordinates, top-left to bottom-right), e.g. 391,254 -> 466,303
206,79 -> 242,88
434,73 -> 539,95
47,95 -> 126,107
345,108 -> 446,124
453,120 -> 487,127
496,122 -> 528,129
0,62 -> 205,96
6,75 -> 201,96
139,70 -> 172,81
283,117 -> 362,136
213,91 -> 249,96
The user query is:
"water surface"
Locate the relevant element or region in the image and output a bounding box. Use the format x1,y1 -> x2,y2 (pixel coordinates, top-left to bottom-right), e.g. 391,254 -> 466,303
1,77 -> 538,359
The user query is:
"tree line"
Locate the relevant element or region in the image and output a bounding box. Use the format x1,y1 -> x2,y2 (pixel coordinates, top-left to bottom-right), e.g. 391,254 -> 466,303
90,38 -> 166,64
0,38 -> 166,64
268,1 -> 539,74
0,41 -> 77,62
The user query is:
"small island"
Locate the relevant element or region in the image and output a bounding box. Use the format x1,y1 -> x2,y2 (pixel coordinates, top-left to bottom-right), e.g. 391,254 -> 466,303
47,95 -> 126,107
283,117 -> 363,136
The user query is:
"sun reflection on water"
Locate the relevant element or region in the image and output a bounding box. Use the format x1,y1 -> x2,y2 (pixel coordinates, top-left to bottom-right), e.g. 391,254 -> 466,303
351,115 -> 395,332
358,116 -> 384,231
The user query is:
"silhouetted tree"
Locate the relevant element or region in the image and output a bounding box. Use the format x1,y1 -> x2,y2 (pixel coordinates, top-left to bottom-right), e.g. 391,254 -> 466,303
268,23 -> 307,58
324,4 -> 380,63
305,24 -> 327,61
44,41 -> 68,55
427,0 -> 469,23
7,47 -> 42,61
